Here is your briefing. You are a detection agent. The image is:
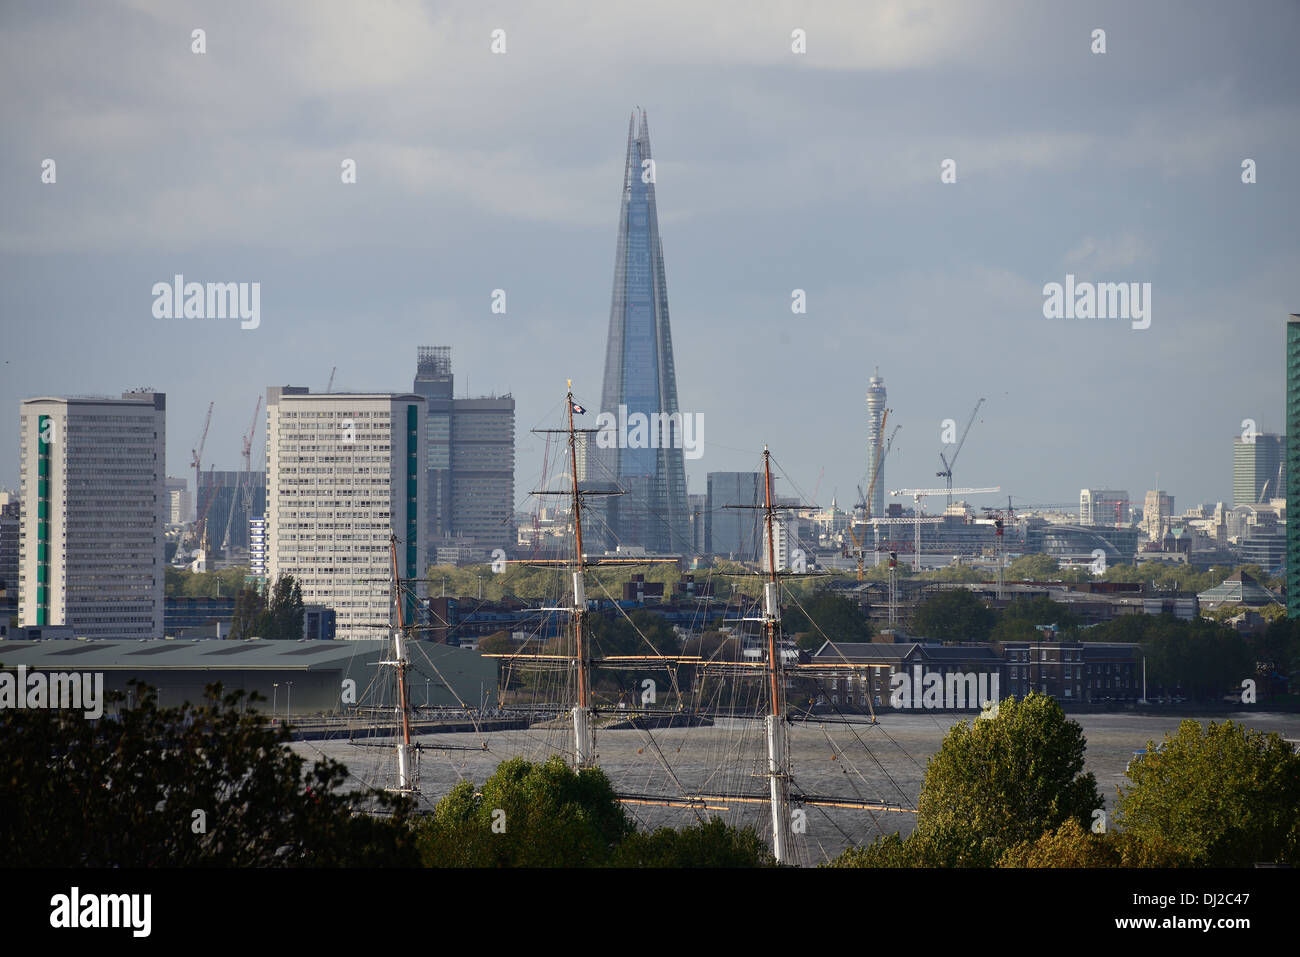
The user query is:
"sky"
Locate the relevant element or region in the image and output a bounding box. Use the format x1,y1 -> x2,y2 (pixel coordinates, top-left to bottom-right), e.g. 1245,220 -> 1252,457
1,0 -> 1297,517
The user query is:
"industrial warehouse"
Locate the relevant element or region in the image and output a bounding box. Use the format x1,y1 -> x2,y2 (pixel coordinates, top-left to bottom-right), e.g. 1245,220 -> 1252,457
0,639 -> 495,717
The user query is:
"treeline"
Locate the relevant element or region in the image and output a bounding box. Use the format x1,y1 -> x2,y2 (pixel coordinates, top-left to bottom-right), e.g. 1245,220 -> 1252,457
911,588 -> 1300,700
6,683 -> 1296,868
828,695 -> 1300,868
0,682 -> 770,868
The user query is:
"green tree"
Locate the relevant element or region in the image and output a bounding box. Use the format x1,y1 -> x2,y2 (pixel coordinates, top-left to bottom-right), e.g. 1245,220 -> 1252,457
414,756 -> 635,867
998,817 -> 1191,868
1116,719 -> 1300,866
229,584 -> 267,640
914,694 -> 1102,866
826,831 -> 943,868
912,588 -> 996,641
477,631 -> 514,655
267,574 -> 305,639
612,817 -> 775,867
990,595 -> 1080,643
0,682 -> 416,866
783,590 -> 874,646
1005,554 -> 1061,581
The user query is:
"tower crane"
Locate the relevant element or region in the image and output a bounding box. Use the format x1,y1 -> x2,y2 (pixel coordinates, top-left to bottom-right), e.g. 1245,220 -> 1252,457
188,402 -> 214,546
891,486 -> 1000,571
937,397 -> 985,508
222,396 -> 262,553
240,396 -> 262,523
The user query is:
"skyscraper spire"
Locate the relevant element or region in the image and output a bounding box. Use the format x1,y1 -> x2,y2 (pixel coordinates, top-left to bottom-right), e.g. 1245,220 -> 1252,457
596,110 -> 689,554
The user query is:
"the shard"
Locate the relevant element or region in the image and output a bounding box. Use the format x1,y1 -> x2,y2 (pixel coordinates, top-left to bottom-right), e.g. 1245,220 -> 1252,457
595,110 -> 690,554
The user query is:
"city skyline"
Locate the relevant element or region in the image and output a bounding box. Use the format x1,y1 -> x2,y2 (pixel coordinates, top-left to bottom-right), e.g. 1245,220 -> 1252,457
2,2 -> 1296,514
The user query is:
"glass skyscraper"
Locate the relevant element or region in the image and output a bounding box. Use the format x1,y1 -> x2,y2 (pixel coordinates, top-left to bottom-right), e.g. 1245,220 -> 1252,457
596,110 -> 689,554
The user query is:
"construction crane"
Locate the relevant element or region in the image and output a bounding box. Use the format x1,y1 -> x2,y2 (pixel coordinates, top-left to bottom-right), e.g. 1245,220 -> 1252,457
240,396 -> 262,526
222,396 -> 262,553
981,496 -> 1018,600
327,366 -> 336,392
937,397 -> 985,508
891,486 -> 1000,571
188,402 -> 214,546
192,464 -> 217,570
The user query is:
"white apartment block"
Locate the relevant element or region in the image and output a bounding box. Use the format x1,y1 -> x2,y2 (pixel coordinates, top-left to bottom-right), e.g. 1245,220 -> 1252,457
18,391 -> 166,637
265,387 -> 426,640
762,517 -> 795,572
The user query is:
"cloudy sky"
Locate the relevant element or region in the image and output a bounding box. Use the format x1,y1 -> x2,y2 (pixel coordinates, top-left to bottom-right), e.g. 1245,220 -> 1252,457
2,0 -> 1296,516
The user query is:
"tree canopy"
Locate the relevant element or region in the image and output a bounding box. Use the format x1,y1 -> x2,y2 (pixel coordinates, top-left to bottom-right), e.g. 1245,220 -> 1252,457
0,682 -> 417,866
413,756 -> 772,867
911,588 -> 996,642
782,590 -> 874,647
832,694 -> 1102,867
1116,719 -> 1300,866
229,574 -> 305,640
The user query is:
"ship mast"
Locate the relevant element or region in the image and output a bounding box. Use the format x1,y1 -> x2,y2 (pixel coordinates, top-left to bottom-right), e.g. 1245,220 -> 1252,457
385,533 -> 418,792
566,381 -> 594,768
761,446 -> 793,863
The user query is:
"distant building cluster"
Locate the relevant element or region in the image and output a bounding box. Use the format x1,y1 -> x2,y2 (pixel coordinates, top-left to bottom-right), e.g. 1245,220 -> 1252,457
1,128 -> 1293,644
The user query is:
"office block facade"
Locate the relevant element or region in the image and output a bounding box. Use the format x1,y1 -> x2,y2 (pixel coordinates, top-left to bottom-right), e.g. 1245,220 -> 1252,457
197,469 -> 266,552
705,471 -> 764,561
1233,433 -> 1286,507
1080,488 -> 1130,526
413,348 -> 516,558
17,391 -> 166,638
265,387 -> 425,640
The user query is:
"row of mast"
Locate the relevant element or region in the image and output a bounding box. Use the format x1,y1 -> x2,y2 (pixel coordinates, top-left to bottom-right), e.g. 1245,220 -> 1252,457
381,383 -> 796,863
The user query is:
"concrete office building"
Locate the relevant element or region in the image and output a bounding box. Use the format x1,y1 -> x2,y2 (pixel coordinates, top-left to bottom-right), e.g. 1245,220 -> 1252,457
1079,488 -> 1129,527
413,347 -> 516,560
705,472 -> 765,561
17,391 -> 166,638
265,387 -> 426,640
1142,490 -> 1175,542
450,396 -> 515,546
0,498 -> 18,594
165,476 -> 190,525
197,469 -> 266,553
1233,433 -> 1286,507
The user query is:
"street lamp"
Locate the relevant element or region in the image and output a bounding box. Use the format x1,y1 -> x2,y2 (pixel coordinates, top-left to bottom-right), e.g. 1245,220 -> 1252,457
286,681 -> 293,722
272,683 -> 279,723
